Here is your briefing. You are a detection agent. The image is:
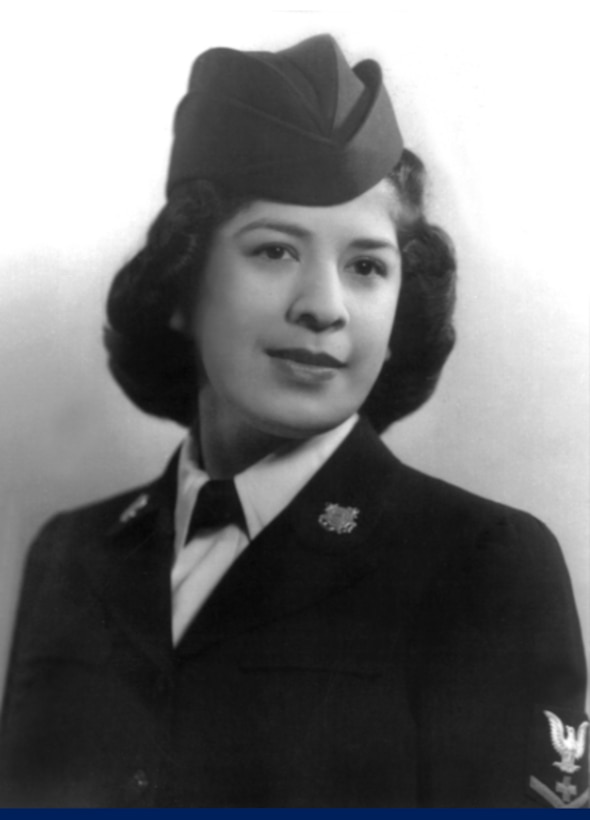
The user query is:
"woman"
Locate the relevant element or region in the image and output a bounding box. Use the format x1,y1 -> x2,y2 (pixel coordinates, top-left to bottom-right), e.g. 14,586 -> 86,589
0,34 -> 587,808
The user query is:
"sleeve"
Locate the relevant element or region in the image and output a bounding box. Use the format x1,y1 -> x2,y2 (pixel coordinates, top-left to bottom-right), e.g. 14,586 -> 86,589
0,515 -> 66,805
0,515 -> 64,730
410,510 -> 588,808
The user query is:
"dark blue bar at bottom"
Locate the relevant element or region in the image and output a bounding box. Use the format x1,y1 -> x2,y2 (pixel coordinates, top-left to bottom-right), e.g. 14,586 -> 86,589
0,809 -> 559,817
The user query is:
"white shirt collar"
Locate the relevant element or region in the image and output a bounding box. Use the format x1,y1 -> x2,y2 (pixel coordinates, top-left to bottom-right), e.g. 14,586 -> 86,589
174,415 -> 359,554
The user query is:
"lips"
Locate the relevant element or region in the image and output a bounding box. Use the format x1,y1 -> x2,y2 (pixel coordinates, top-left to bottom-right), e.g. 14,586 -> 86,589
267,348 -> 345,368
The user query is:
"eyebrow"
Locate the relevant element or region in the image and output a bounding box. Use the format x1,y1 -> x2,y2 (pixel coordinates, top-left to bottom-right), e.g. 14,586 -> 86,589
234,219 -> 311,239
349,238 -> 400,255
234,219 -> 399,254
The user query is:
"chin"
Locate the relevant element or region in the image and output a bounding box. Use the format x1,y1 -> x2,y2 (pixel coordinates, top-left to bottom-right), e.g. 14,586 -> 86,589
247,401 -> 356,440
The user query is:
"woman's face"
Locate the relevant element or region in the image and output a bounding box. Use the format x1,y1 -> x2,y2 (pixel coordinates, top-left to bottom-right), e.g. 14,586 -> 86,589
186,179 -> 402,440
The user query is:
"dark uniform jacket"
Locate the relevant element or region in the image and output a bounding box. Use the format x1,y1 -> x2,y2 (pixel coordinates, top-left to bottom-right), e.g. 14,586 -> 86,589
0,419 -> 587,808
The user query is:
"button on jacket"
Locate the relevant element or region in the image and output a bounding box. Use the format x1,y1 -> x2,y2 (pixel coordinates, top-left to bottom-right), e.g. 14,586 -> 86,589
0,419 -> 587,807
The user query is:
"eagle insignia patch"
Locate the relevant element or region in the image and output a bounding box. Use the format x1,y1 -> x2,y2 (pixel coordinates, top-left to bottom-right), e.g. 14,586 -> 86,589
318,503 -> 359,535
544,710 -> 589,774
527,705 -> 589,808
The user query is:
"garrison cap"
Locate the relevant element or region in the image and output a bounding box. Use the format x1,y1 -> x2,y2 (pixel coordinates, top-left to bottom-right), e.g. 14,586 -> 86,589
166,34 -> 403,205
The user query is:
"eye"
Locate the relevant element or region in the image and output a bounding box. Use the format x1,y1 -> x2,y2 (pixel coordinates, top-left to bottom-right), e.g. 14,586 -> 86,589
253,244 -> 295,261
350,257 -> 387,277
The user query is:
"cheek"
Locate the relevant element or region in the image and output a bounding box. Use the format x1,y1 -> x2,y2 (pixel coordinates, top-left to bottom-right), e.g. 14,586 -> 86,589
195,285 -> 271,367
201,265 -> 278,321
356,291 -> 399,360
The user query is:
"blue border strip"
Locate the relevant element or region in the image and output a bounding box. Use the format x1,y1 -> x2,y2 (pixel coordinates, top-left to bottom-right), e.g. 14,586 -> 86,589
0,811 -> 556,816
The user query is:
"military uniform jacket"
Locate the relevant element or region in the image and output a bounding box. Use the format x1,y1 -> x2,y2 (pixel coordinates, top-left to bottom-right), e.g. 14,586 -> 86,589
0,419 -> 588,808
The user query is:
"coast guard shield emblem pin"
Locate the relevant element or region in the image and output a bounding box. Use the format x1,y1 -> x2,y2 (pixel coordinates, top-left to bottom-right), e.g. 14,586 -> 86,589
527,705 -> 589,808
318,503 -> 359,535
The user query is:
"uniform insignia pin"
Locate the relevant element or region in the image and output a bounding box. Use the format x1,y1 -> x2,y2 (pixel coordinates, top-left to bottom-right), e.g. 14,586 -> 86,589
119,493 -> 150,524
318,503 -> 359,534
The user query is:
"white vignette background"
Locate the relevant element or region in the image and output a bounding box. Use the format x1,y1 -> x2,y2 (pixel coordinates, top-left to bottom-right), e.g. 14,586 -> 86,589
0,0 -> 588,700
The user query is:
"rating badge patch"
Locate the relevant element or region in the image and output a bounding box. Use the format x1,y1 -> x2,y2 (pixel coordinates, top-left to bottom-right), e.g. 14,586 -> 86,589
527,705 -> 589,808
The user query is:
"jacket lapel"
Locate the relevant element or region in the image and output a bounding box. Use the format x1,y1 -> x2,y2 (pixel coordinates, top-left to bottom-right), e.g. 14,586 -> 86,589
90,452 -> 179,673
88,420 -> 405,668
176,418 -> 401,658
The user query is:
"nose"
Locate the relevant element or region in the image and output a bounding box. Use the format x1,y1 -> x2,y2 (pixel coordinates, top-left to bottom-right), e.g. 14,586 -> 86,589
286,260 -> 348,332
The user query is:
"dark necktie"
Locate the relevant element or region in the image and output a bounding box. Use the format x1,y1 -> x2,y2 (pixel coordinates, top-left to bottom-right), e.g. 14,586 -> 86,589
184,479 -> 245,545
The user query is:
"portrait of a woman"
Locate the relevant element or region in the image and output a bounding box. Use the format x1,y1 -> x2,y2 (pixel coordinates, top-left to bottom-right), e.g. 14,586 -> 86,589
0,12 -> 587,810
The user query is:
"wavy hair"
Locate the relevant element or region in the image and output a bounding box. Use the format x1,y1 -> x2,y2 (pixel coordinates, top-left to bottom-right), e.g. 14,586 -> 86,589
104,149 -> 457,433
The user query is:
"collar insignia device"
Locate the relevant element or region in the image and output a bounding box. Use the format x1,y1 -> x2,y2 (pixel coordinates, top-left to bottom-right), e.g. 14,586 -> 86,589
318,503 -> 359,535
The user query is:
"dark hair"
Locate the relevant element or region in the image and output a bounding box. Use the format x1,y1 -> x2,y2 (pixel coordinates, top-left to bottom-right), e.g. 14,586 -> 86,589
104,149 -> 456,433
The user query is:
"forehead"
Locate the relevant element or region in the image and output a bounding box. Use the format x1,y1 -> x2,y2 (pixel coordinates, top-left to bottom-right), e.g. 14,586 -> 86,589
217,179 -> 400,243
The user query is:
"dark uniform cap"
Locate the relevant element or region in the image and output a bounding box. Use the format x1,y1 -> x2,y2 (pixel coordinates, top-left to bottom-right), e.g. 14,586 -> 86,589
166,34 -> 403,205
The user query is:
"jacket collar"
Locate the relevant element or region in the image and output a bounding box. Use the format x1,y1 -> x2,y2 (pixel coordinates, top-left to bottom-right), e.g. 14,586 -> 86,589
96,418 -> 403,668
176,417 -> 402,658
107,448 -> 179,539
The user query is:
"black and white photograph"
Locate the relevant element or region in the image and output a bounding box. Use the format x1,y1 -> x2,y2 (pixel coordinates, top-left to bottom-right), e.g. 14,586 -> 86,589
0,1 -> 588,808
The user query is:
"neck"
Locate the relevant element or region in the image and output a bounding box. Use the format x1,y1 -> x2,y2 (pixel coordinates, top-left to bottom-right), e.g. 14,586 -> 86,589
194,387 -> 298,479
